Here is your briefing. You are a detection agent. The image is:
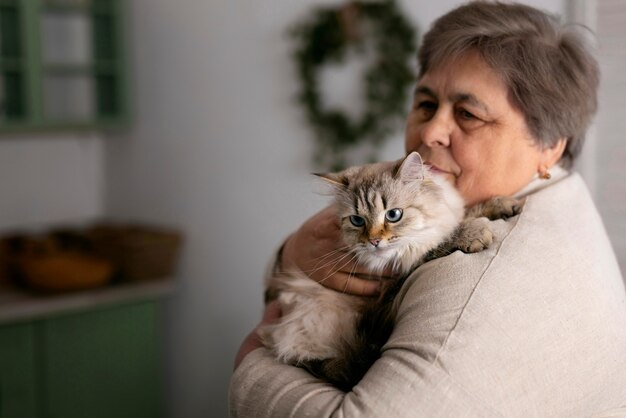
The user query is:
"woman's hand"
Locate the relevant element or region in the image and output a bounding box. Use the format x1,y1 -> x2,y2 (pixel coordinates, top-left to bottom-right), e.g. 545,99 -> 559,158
235,207 -> 396,368
234,300 -> 282,370
281,206 -> 395,297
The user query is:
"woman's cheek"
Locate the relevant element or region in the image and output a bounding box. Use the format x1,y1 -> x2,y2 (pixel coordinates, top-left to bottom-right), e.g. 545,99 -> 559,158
405,117 -> 422,151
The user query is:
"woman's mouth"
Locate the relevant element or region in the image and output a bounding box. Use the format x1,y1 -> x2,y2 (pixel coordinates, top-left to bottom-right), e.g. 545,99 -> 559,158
425,162 -> 449,175
424,162 -> 458,184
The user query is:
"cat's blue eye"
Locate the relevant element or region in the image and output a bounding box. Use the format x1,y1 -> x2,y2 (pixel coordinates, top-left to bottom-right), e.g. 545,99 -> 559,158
349,215 -> 365,227
385,208 -> 403,223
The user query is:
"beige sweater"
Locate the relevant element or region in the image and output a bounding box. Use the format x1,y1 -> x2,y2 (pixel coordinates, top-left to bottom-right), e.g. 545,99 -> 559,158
230,171 -> 626,417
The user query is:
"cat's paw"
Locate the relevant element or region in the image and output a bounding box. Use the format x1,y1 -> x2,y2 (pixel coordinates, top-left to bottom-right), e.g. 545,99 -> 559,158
479,196 -> 525,220
456,218 -> 493,253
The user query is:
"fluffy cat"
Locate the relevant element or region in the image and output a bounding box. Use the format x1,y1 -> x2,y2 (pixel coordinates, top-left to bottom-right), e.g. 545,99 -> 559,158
259,152 -> 522,390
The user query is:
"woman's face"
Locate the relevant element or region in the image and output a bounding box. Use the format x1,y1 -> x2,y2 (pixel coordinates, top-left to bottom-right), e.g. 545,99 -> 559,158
405,52 -> 562,206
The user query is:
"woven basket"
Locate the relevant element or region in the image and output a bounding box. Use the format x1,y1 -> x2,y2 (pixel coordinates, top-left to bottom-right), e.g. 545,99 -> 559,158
88,223 -> 183,281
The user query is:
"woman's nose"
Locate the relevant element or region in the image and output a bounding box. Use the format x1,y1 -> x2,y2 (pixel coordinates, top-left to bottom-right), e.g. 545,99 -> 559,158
420,113 -> 452,148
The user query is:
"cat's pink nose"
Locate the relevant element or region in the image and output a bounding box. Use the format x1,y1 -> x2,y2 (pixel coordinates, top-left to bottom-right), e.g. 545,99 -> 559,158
369,238 -> 381,247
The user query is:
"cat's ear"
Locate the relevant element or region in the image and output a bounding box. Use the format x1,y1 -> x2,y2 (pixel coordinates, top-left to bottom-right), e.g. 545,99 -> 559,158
395,152 -> 425,183
313,172 -> 349,188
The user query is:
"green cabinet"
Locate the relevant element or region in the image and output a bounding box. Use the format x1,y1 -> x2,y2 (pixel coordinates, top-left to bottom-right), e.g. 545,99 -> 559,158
0,323 -> 37,418
0,302 -> 163,418
0,0 -> 130,132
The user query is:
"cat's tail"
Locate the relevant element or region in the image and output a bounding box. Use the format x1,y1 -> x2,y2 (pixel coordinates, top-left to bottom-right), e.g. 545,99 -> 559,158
303,277 -> 406,392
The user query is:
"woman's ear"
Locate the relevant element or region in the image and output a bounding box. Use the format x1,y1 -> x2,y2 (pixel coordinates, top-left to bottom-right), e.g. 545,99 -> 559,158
539,138 -> 567,169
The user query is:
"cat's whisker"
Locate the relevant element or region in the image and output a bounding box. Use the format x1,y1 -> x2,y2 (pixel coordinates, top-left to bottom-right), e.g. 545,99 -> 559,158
302,251 -> 353,276
274,249 -> 351,276
318,251 -> 359,286
306,247 -> 353,274
272,244 -> 354,276
310,245 -> 352,262
303,254 -> 349,276
335,252 -> 360,279
342,252 -> 364,294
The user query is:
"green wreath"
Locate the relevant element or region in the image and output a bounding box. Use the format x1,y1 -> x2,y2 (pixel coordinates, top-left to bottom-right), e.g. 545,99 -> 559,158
290,0 -> 417,170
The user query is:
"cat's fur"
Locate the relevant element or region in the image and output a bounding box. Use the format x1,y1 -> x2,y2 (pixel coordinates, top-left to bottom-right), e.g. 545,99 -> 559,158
259,152 -> 523,390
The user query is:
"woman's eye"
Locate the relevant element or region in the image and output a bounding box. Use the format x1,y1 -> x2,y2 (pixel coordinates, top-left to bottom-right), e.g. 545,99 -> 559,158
412,101 -> 436,121
385,208 -> 403,223
457,108 -> 477,120
416,100 -> 437,112
349,215 -> 365,227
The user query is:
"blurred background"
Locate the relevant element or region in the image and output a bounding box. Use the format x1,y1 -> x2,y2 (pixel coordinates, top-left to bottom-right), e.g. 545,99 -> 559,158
0,0 -> 623,417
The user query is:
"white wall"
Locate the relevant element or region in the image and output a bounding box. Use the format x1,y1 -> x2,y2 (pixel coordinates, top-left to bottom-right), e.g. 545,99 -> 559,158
103,1 -> 565,417
0,134 -> 104,232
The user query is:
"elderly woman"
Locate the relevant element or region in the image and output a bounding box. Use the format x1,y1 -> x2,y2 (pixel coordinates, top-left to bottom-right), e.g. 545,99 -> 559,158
230,2 -> 626,416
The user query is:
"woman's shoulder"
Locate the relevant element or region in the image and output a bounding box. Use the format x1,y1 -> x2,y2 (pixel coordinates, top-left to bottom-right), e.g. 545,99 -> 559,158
390,173 -> 626,413
401,172 -> 621,309
394,170 -> 625,354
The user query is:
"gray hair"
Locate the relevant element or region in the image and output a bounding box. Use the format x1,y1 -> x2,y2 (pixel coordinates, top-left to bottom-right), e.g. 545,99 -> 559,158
418,1 -> 600,168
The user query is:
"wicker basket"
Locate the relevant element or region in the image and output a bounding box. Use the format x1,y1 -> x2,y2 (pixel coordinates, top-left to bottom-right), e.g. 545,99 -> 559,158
88,223 -> 183,281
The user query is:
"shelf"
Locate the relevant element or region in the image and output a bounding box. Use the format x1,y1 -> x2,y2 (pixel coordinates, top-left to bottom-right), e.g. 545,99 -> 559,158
0,278 -> 176,325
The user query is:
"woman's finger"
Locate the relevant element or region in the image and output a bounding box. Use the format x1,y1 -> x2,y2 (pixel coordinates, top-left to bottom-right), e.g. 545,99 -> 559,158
261,300 -> 282,324
320,271 -> 381,297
